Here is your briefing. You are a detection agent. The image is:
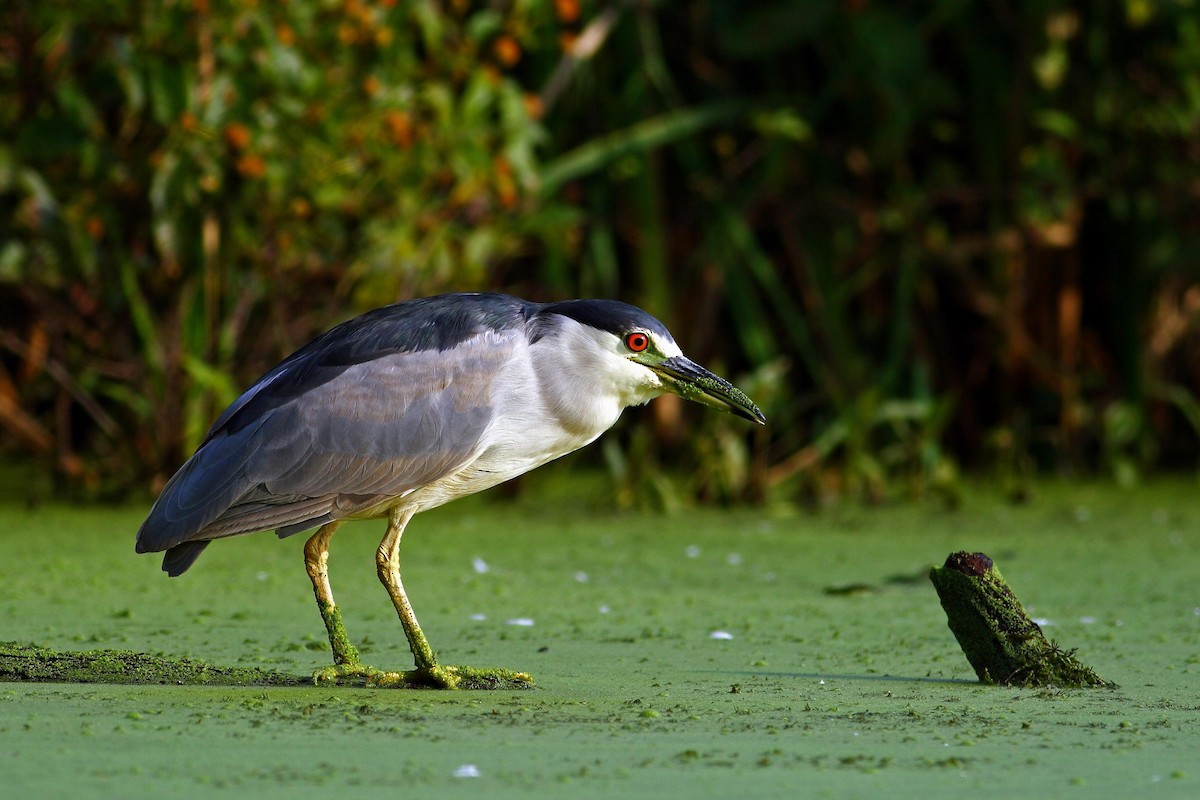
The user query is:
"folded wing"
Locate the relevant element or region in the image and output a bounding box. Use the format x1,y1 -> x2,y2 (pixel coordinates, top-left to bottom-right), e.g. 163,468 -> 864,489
136,300 -> 527,574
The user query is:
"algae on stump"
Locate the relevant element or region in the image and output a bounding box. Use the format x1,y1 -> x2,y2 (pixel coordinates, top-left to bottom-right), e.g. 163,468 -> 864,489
929,552 -> 1113,688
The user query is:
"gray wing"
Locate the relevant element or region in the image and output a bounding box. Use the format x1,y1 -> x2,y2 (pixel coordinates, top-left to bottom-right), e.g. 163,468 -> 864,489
136,328 -> 519,571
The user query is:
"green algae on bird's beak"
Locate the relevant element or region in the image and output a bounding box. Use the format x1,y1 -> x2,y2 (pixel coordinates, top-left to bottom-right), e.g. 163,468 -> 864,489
648,356 -> 766,425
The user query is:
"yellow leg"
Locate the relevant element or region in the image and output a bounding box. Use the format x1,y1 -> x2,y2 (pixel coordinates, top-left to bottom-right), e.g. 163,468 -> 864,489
375,506 -> 455,685
304,522 -> 381,683
303,509 -> 532,690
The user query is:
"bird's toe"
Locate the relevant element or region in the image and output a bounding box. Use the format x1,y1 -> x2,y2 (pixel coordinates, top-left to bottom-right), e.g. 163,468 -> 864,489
311,662 -> 386,686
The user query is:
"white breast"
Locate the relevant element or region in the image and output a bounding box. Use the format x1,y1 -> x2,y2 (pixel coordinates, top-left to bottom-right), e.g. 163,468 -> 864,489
400,321 -> 665,513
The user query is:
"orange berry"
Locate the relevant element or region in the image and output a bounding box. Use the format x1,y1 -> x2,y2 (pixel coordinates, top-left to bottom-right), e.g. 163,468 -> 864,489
554,0 -> 580,24
494,35 -> 521,67
522,93 -> 544,120
384,110 -> 413,148
224,122 -> 252,150
236,153 -> 266,179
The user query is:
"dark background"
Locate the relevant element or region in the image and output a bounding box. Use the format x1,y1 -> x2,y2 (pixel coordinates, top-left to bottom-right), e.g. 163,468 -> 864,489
4,0 -> 1200,505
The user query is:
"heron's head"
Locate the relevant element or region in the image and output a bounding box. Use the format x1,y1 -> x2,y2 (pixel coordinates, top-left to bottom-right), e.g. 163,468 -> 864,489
537,300 -> 766,425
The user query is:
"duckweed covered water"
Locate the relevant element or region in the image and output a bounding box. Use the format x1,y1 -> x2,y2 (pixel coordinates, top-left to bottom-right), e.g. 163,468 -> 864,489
1,474 -> 1197,798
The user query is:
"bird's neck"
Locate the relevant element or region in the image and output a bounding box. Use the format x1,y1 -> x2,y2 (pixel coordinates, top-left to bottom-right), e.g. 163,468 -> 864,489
525,324 -> 663,439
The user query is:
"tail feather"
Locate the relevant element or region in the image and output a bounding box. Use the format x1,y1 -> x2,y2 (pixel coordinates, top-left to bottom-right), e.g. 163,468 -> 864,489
136,437 -> 257,554
140,495 -> 340,573
135,420 -> 307,562
191,496 -> 334,541
161,541 -> 211,576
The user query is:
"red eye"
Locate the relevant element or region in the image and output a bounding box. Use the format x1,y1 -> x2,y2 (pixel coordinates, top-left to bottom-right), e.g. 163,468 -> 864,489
625,332 -> 649,352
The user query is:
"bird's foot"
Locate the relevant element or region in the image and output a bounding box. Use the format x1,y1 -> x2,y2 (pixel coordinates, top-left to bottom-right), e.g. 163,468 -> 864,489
312,660 -> 533,690
311,661 -> 386,686
368,664 -> 463,689
368,664 -> 535,690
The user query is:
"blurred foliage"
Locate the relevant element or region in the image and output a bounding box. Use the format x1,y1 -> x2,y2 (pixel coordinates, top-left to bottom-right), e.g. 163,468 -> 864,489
1,0 -> 571,492
4,1 -> 1200,506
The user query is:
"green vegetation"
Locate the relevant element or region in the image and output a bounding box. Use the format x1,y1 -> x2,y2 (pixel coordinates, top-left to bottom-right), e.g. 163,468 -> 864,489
0,642 -> 533,690
0,641 -> 306,686
4,3 -> 1200,503
929,551 -> 1112,688
1,476 -> 1197,797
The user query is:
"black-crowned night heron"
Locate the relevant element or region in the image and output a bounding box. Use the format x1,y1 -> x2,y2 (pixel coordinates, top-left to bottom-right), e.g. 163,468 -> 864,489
136,293 -> 765,687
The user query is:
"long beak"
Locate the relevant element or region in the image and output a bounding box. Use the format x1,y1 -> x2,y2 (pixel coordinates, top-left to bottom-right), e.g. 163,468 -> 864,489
649,356 -> 766,425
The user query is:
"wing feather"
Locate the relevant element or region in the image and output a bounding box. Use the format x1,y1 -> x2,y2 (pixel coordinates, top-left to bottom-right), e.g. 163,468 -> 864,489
137,326 -> 520,564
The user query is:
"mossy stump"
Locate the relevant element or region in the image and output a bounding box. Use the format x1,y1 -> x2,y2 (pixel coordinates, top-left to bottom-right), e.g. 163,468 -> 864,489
929,552 -> 1114,688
